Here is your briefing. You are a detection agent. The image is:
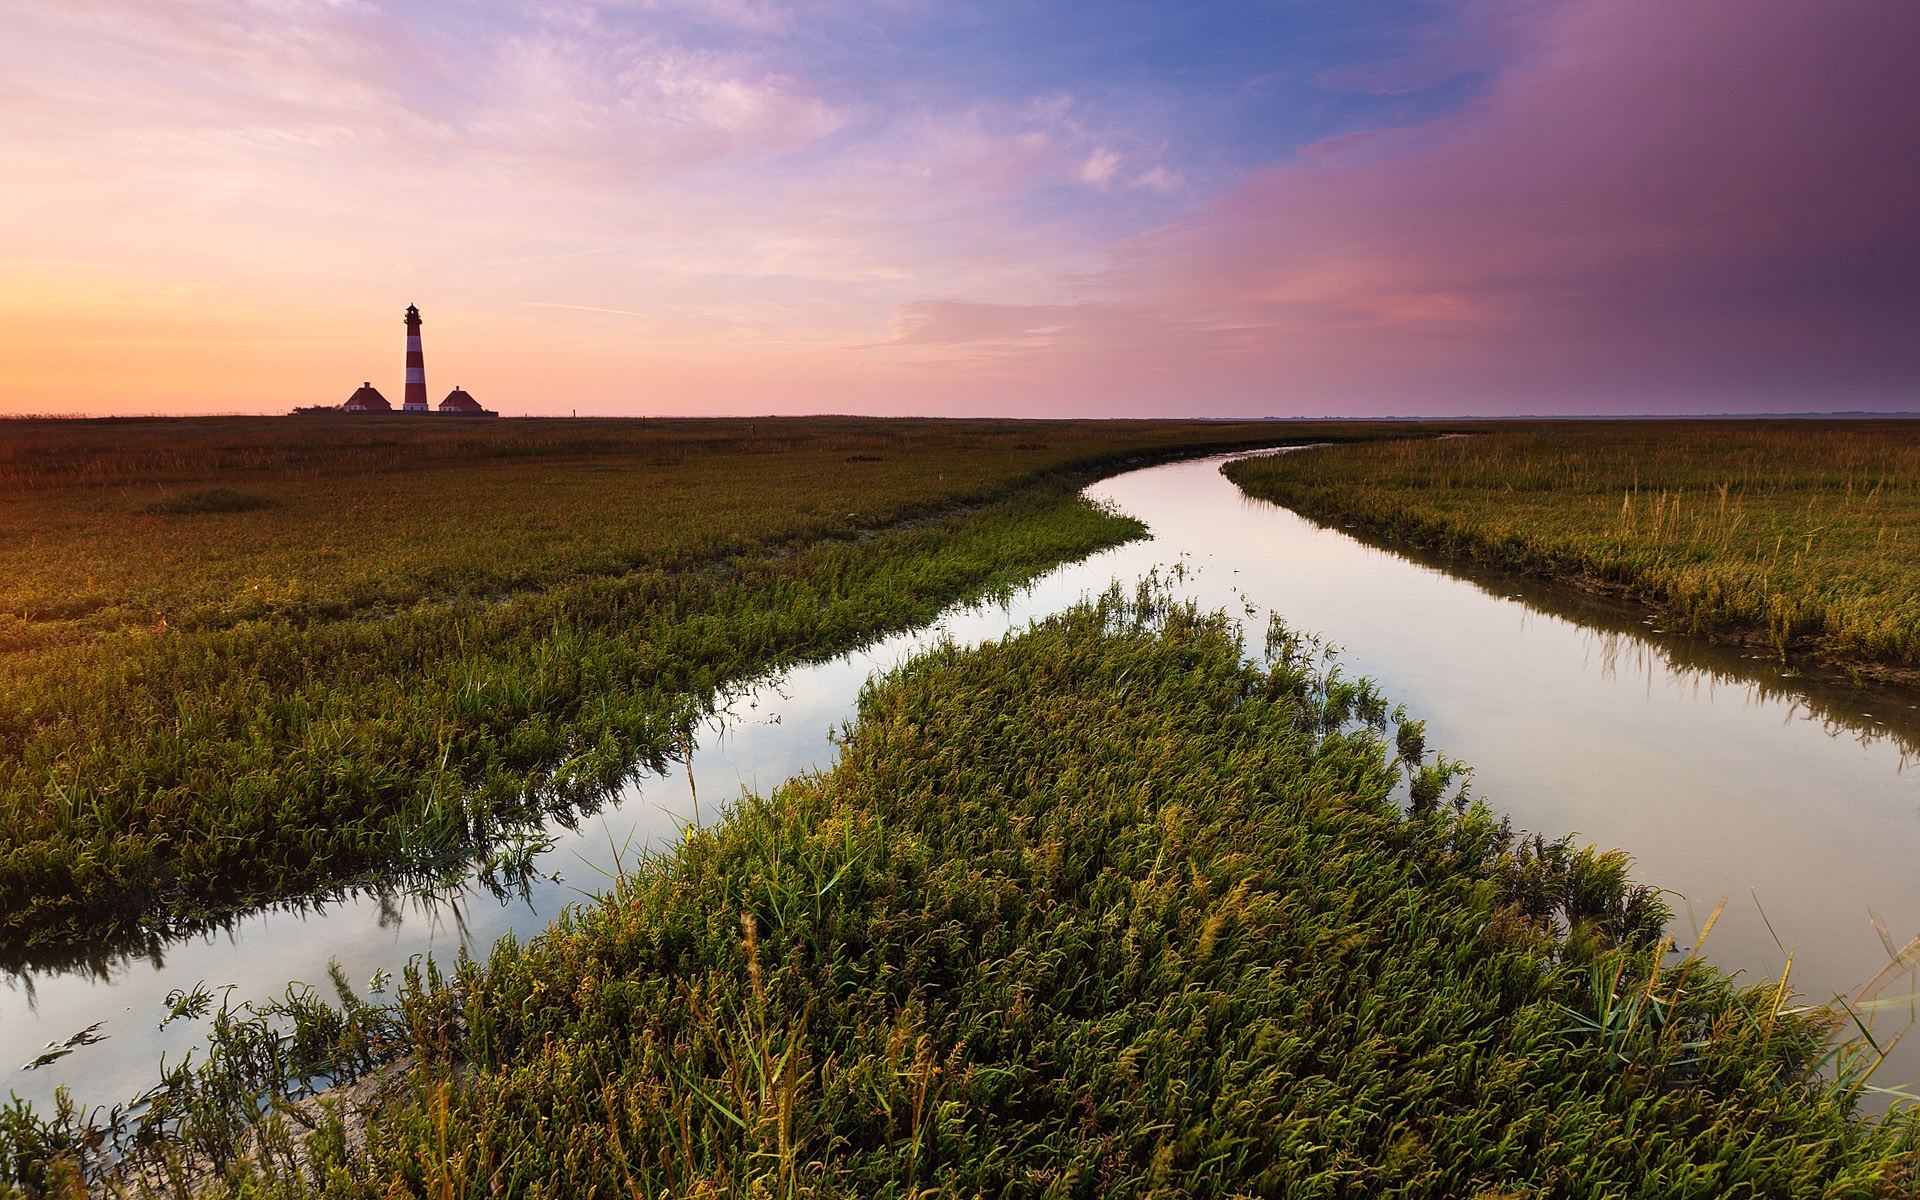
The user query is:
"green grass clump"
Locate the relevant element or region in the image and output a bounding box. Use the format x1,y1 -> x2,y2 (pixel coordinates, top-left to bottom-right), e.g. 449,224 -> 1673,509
141,489 -> 278,516
1225,421 -> 1920,674
0,486 -> 1134,952
3,416 -> 1398,952
32,590 -> 1908,1197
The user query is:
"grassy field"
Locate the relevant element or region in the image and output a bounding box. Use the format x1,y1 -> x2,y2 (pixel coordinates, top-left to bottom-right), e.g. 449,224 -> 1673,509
1225,421 -> 1920,679
0,415 -> 1382,953
11,590 -> 1914,1196
0,416 -> 1307,654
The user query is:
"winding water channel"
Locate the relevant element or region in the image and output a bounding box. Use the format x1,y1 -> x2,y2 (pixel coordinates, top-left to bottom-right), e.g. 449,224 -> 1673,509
7,450 -> 1920,1112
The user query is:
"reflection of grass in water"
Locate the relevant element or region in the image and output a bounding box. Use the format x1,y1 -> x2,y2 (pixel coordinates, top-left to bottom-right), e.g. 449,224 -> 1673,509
1582,624 -> 1920,762
1225,421 -> 1920,673
1234,450 -> 1920,762
12,590 -> 1915,1195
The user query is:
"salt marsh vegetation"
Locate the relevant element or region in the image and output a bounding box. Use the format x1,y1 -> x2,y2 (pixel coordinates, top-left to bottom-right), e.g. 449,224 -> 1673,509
8,589 -> 1914,1196
0,416 -> 1344,950
1225,421 -> 1920,679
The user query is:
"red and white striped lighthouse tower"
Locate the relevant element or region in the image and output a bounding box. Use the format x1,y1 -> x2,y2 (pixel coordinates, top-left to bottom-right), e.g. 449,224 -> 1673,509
402,304 -> 429,412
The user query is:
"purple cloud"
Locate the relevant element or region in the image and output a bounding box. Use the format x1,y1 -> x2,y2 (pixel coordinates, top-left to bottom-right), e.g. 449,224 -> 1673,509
1075,0 -> 1920,412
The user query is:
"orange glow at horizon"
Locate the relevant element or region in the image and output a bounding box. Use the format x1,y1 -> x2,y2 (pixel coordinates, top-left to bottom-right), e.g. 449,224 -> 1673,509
2,0 -> 1915,418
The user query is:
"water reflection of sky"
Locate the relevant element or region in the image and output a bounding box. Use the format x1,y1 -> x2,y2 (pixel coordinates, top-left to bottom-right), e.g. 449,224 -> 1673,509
6,451 -> 1918,1112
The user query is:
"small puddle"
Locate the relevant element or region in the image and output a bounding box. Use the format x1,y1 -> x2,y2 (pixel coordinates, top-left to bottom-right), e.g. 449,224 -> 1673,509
7,451 -> 1919,1111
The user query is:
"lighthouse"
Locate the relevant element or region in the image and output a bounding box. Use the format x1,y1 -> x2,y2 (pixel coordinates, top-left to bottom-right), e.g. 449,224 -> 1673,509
402,304 -> 429,412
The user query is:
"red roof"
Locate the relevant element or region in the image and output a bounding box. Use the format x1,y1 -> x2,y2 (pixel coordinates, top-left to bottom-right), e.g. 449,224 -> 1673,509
438,387 -> 486,413
343,383 -> 392,412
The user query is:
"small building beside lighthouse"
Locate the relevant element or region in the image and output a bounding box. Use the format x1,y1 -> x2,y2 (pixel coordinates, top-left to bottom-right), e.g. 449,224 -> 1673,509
343,383 -> 392,412
438,387 -> 492,415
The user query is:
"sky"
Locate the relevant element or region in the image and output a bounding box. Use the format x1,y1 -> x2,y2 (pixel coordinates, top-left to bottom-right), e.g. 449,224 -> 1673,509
0,0 -> 1915,417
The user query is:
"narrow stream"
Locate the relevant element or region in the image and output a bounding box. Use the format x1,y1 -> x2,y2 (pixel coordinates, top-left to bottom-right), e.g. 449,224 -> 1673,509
7,451 -> 1920,1113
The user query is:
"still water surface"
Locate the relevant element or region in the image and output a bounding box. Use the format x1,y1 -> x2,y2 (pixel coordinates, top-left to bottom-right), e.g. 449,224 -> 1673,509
7,451 -> 1920,1111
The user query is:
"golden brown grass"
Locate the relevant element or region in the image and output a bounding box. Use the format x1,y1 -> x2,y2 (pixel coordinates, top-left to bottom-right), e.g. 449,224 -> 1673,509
0,415 -> 1326,653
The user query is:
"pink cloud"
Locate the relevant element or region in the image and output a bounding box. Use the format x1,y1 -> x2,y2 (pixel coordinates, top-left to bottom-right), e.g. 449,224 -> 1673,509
1080,149 -> 1121,187
1132,0 -> 1920,410
884,0 -> 1920,414
884,300 -> 1081,346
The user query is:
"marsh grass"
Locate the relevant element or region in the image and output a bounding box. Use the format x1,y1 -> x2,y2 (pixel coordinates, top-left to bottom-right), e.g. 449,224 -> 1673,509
10,590 -> 1914,1197
140,490 -> 278,517
0,485 -> 1133,951
1224,421 -> 1920,674
0,416 -> 1339,650
1,417 -> 1392,951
